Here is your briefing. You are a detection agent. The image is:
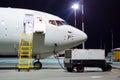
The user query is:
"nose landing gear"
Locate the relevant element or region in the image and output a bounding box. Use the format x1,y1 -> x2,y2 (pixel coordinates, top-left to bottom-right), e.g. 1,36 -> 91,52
33,59 -> 42,69
33,54 -> 42,69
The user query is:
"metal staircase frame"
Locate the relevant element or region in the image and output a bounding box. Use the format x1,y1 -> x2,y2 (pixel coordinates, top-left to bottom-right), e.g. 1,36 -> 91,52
18,33 -> 33,71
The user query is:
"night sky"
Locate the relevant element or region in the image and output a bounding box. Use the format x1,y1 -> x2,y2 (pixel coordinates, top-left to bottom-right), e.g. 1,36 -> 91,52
0,0 -> 120,54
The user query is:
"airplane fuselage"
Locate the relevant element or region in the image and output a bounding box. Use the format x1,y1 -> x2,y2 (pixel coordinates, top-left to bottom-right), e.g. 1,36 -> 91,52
0,8 -> 87,57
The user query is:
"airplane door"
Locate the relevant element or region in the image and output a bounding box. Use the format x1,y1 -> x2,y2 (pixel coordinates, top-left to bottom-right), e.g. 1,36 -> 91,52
24,14 -> 34,34
34,16 -> 46,34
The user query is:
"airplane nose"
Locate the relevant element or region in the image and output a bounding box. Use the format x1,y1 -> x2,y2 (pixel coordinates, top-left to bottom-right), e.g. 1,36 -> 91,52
61,25 -> 88,49
80,31 -> 88,42
71,27 -> 88,45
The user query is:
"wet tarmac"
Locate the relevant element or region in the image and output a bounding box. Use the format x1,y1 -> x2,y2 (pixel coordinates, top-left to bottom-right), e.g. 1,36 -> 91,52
0,58 -> 120,80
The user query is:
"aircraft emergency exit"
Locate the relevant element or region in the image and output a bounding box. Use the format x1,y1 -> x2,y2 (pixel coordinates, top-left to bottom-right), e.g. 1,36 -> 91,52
0,7 -> 87,69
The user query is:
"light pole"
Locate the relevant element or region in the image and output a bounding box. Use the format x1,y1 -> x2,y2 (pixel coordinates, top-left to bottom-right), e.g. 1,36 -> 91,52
71,3 -> 79,27
81,0 -> 85,49
111,29 -> 114,49
71,0 -> 85,49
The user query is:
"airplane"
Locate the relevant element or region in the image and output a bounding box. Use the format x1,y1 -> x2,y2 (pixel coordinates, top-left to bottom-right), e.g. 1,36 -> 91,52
0,7 -> 87,69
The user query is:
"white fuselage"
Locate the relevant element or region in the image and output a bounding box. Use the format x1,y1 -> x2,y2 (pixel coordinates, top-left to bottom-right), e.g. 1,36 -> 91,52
0,8 -> 87,58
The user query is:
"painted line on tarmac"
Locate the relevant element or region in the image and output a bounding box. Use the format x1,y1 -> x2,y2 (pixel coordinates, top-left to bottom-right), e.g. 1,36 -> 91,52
91,76 -> 102,79
111,69 -> 118,74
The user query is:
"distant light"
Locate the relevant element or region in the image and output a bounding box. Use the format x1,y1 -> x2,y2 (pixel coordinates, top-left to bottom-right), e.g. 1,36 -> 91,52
71,3 -> 79,10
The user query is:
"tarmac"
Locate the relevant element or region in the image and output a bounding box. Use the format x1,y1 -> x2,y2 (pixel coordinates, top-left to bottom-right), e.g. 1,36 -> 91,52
0,58 -> 120,80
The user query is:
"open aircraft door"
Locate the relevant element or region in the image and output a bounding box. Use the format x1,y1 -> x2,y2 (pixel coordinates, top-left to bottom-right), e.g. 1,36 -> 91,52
24,14 -> 34,34
32,15 -> 46,54
34,15 -> 46,34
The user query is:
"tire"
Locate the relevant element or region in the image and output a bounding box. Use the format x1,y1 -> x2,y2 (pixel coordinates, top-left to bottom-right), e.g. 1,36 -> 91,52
106,64 -> 112,71
117,59 -> 120,62
67,68 -> 73,72
27,69 -> 30,72
101,64 -> 112,72
101,67 -> 108,72
18,69 -> 20,72
34,61 -> 42,69
77,67 -> 84,72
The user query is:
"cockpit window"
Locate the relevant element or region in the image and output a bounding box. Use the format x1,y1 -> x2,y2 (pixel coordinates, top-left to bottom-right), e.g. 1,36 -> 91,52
56,21 -> 63,26
49,20 -> 68,26
61,21 -> 68,25
49,20 -> 57,25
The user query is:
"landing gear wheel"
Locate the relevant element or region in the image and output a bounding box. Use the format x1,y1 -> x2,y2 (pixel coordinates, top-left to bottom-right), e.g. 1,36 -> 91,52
77,67 -> 84,72
67,68 -> 73,72
34,61 -> 42,69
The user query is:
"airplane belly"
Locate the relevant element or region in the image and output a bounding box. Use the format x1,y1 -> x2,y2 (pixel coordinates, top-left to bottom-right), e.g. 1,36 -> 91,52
0,43 -> 19,55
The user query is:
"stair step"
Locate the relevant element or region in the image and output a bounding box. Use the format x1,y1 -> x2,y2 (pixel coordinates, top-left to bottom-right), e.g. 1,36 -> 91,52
20,46 -> 32,48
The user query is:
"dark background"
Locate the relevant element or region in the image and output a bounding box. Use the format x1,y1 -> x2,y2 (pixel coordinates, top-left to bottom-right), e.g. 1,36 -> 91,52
0,0 -> 120,54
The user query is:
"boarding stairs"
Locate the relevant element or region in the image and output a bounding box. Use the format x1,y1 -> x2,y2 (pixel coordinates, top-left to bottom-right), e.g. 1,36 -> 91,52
18,33 -> 33,71
18,14 -> 46,71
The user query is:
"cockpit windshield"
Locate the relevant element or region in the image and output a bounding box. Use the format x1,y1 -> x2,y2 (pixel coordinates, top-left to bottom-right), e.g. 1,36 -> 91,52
49,20 -> 68,26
